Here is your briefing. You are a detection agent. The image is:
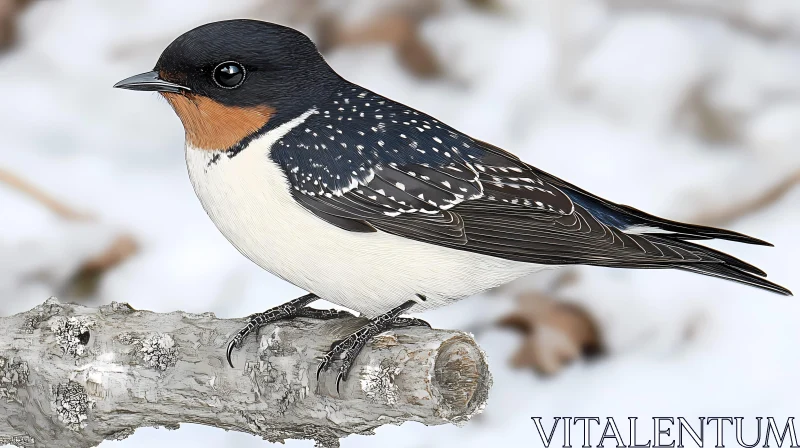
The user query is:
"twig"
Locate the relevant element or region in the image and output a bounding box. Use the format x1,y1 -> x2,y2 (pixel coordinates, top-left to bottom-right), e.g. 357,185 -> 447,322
0,298 -> 491,448
0,168 -> 91,221
0,168 -> 140,297
692,169 -> 800,226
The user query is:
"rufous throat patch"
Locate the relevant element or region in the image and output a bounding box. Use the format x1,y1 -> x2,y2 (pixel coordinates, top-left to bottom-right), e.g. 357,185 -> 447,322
161,92 -> 274,151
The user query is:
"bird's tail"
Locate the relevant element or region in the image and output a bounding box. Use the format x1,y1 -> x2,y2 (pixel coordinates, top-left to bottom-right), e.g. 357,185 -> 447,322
473,139 -> 791,295
634,235 -> 791,295
673,262 -> 792,296
530,168 -> 793,296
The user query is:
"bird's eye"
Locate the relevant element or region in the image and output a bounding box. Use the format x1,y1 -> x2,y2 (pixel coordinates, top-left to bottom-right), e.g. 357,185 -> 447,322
213,61 -> 246,89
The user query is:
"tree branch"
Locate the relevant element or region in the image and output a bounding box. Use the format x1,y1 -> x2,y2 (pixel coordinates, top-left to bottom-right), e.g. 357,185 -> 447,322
0,298 -> 491,448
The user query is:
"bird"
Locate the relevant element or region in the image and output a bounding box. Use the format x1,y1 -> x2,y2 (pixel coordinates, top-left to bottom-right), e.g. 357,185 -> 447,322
114,19 -> 792,390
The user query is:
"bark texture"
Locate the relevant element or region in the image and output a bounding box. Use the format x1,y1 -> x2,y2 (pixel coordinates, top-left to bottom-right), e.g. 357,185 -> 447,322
0,298 -> 491,447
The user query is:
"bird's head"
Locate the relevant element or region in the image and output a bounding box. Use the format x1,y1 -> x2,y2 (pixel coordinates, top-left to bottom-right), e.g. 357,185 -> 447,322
114,19 -> 341,151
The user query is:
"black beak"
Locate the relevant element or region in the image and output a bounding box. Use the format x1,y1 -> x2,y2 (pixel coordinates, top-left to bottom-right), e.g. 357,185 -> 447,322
113,71 -> 190,93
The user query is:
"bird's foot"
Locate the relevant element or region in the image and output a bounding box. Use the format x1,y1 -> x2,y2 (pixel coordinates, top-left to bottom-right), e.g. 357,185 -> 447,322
316,299 -> 430,394
226,293 -> 355,368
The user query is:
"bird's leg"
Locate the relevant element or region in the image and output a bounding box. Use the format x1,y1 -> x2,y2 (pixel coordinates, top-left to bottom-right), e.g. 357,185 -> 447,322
226,293 -> 355,367
294,307 -> 355,320
316,298 -> 431,393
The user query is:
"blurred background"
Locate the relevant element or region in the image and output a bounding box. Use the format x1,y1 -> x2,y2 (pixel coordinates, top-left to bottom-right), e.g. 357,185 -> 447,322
2,0 -> 799,447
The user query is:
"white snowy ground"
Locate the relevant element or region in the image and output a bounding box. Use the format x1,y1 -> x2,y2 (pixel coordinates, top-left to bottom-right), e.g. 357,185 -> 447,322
2,1 -> 799,447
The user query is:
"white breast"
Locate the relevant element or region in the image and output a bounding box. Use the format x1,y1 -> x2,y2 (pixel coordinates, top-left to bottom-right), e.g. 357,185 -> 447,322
185,109 -> 543,317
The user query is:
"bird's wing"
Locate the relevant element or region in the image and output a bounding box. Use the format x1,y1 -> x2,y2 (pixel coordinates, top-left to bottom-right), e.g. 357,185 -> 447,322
271,87 -> 709,267
474,138 -> 773,246
269,86 -> 791,295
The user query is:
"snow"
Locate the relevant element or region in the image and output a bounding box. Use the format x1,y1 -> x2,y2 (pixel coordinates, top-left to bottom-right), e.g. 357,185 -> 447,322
2,1 -> 798,447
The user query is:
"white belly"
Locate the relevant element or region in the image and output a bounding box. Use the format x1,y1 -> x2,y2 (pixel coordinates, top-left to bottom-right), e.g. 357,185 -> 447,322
184,112 -> 543,317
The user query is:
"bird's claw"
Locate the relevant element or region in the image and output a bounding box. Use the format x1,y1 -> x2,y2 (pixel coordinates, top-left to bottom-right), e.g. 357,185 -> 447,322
336,371 -> 345,394
335,356 -> 356,394
316,353 -> 333,382
315,300 -> 429,393
315,334 -> 363,394
225,293 -> 356,369
226,335 -> 243,368
317,353 -> 353,395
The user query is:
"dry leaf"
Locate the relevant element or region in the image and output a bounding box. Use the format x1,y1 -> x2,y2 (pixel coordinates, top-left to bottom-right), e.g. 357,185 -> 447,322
498,292 -> 602,375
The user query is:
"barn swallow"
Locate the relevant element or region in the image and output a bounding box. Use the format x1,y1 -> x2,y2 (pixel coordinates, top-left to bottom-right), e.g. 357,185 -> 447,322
115,19 -> 791,391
